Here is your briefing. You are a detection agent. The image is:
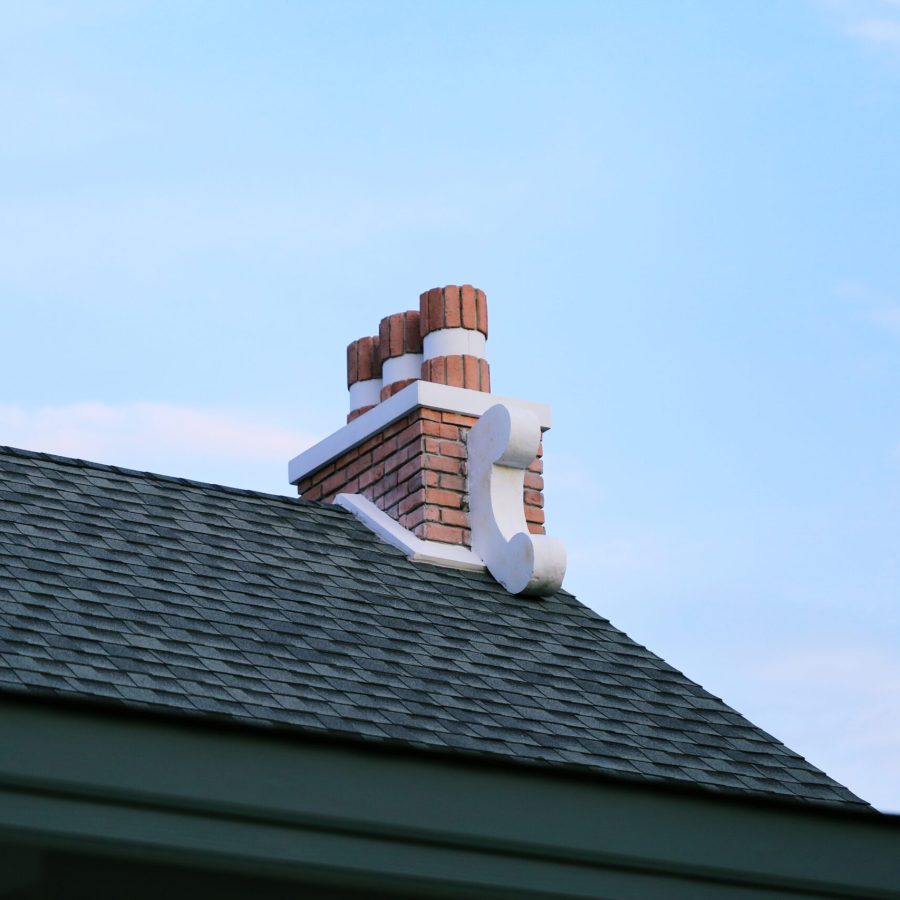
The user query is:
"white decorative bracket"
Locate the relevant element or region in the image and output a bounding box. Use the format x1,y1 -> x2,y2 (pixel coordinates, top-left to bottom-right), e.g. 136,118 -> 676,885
468,403 -> 567,596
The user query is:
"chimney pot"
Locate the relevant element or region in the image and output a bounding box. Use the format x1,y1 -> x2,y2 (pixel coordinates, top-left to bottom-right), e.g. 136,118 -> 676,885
346,335 -> 382,422
379,310 -> 423,401
419,284 -> 490,391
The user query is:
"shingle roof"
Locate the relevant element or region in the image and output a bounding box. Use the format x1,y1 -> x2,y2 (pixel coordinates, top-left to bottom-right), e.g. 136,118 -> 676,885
0,445 -> 865,807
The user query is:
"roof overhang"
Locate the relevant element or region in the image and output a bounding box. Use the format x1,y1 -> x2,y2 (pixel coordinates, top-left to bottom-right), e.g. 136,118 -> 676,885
1,697 -> 898,898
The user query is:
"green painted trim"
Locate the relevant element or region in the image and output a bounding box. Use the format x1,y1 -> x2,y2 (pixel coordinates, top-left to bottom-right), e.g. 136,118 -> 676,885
0,700 -> 898,898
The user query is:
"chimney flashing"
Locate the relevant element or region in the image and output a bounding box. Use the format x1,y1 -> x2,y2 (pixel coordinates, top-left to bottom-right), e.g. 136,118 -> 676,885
334,492 -> 486,572
288,379 -> 551,485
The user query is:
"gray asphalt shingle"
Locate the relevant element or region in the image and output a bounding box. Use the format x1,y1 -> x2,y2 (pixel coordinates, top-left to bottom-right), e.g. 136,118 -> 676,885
0,445 -> 865,807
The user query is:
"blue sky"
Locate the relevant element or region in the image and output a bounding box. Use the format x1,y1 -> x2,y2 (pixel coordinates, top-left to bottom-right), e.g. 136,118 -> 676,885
2,1 -> 899,810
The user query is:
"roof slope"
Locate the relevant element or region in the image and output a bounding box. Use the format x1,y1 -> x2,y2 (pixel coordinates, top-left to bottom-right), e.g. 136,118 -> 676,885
0,445 -> 864,807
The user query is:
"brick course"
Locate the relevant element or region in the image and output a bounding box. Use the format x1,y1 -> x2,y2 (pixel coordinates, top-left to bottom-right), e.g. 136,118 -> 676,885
298,408 -> 546,545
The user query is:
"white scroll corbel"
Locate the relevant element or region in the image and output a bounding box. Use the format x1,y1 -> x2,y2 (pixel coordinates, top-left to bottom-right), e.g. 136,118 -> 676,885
467,403 -> 567,596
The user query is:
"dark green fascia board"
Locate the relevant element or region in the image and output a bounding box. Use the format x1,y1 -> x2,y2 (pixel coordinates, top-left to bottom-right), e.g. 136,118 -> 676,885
0,696 -> 898,899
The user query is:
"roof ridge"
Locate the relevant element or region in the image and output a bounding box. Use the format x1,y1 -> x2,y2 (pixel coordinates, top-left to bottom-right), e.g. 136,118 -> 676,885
0,443 -> 321,509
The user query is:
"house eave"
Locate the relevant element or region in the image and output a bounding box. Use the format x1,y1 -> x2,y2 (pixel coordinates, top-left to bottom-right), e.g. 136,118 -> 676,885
1,698 -> 897,898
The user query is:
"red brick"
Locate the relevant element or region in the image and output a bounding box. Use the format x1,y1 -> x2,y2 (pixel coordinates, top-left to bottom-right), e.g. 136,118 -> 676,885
418,290 -> 430,333
371,336 -> 382,376
479,358 -> 490,391
358,434 -> 381,456
440,412 -> 476,428
524,472 -> 544,491
397,456 -> 424,483
527,457 -> 543,474
404,310 -> 421,353
524,490 -> 544,508
398,440 -> 427,466
395,421 -> 424,450
378,317 -> 391,361
424,437 -> 440,454
346,451 -> 372,473
443,285 -> 461,328
524,506 -> 545,525
364,336 -> 380,380
322,471 -> 350,497
460,284 -> 476,329
426,454 -> 463,475
440,508 -> 468,527
463,354 -> 479,389
407,468 -> 440,491
527,523 -> 546,535
341,457 -> 367,482
438,440 -> 465,459
381,414 -> 416,443
358,462 -> 385,490
439,473 -> 465,492
393,314 -> 406,357
307,461 -> 335,486
425,487 -> 462,508
347,405 -> 375,423
383,450 -> 410,478
301,484 -> 323,501
403,504 -> 440,529
347,341 -> 358,387
372,435 -> 399,465
422,357 -> 444,384
475,288 -> 488,337
398,489 -> 426,516
423,418 -> 460,440
421,523 -> 464,544
427,288 -> 443,332
445,355 -> 463,386
383,484 -> 413,510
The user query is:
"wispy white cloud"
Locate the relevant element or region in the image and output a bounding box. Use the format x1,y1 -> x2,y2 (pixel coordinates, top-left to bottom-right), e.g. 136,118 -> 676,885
849,16 -> 900,48
870,306 -> 900,334
0,402 -> 317,490
835,280 -> 900,336
819,0 -> 900,57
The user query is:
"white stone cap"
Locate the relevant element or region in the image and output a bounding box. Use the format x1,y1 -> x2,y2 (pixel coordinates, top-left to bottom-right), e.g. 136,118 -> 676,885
334,493 -> 485,572
289,380 -> 552,485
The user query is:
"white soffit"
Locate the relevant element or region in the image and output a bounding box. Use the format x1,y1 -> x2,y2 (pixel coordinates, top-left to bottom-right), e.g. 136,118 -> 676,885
289,381 -> 552,484
334,493 -> 486,572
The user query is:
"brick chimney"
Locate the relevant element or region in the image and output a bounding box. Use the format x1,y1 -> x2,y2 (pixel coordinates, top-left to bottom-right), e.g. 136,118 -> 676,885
289,285 -> 564,594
